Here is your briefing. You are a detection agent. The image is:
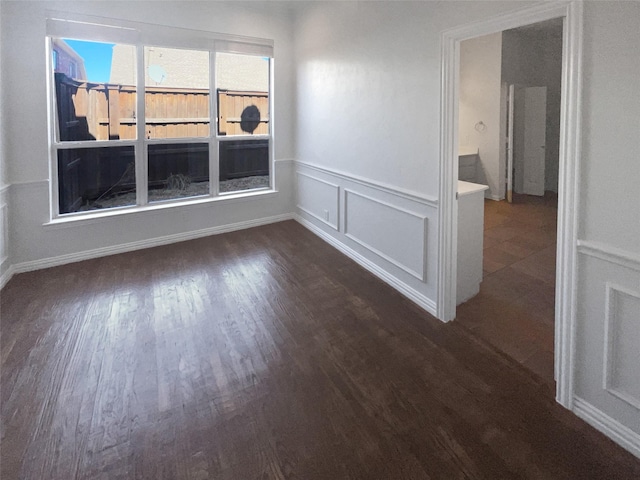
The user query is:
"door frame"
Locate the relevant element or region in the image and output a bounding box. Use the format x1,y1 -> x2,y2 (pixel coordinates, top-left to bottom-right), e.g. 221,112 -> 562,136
437,1 -> 583,409
506,83 -> 514,203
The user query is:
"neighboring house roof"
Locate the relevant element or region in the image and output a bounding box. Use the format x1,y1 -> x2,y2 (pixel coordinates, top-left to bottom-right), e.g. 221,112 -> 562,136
110,45 -> 269,91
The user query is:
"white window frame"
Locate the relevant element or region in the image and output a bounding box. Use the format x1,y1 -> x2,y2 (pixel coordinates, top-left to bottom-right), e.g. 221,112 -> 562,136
46,12 -> 275,221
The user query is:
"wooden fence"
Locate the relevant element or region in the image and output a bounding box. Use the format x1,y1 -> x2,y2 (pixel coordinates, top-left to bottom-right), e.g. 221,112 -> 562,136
54,74 -> 269,141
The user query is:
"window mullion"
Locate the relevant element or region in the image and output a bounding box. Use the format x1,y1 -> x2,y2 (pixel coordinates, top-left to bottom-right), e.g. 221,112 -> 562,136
135,43 -> 148,206
209,50 -> 219,197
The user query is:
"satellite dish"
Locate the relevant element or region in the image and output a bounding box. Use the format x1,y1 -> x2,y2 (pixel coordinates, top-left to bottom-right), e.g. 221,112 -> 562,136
148,64 -> 167,84
240,105 -> 261,134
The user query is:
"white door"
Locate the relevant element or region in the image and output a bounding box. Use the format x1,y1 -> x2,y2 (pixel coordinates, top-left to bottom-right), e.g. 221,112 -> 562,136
522,86 -> 547,196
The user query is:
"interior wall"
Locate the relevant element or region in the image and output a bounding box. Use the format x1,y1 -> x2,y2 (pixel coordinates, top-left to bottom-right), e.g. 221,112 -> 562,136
574,1 -> 640,455
0,0 -> 10,284
459,32 -> 503,199
502,24 -> 562,193
0,1 -> 296,270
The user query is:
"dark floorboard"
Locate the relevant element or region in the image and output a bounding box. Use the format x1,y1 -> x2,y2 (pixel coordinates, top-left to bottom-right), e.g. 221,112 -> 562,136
2,220 -> 639,479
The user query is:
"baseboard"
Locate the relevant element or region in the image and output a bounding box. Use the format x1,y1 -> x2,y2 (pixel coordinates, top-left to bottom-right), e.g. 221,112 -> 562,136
573,396 -> 640,459
10,213 -> 294,276
294,214 -> 437,317
0,264 -> 15,290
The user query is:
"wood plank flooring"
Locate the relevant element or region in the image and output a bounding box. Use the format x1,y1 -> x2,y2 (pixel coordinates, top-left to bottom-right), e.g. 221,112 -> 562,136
2,220 -> 639,479
457,193 -> 558,384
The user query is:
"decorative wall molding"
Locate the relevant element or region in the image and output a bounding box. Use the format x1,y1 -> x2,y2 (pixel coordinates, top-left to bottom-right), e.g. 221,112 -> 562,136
578,240 -> 640,272
295,171 -> 340,231
10,213 -> 293,276
295,214 -> 437,317
10,179 -> 49,190
344,188 -> 427,281
295,160 -> 438,208
573,396 -> 640,459
603,283 -> 640,411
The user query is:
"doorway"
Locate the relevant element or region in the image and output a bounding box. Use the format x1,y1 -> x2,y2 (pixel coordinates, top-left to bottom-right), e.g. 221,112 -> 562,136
437,2 -> 584,408
454,20 -> 562,384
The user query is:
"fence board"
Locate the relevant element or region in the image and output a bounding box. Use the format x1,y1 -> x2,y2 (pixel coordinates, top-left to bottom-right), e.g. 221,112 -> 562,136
56,75 -> 268,141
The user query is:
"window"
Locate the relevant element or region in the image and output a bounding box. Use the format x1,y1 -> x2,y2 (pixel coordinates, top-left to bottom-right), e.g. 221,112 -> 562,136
47,16 -> 273,217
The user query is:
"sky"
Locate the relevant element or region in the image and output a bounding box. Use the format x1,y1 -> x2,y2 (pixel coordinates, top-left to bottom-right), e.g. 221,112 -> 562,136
64,39 -> 115,83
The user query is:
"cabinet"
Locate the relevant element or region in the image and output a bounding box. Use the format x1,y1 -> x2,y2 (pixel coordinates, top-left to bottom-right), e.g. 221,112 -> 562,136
458,147 -> 479,183
457,180 -> 489,305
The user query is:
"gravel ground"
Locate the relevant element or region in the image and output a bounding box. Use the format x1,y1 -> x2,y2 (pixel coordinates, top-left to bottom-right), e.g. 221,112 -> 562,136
80,175 -> 270,211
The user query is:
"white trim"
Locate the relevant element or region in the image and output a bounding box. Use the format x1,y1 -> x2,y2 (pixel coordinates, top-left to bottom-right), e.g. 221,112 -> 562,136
0,184 -> 10,195
43,189 -> 280,229
438,1 -> 583,410
46,11 -> 274,54
295,214 -> 437,317
275,158 -> 295,166
295,160 -> 438,208
295,171 -> 340,231
578,240 -> 640,272
573,396 -> 640,459
11,180 -> 48,189
343,188 -> 426,282
13,213 -> 293,275
603,283 -> 640,411
0,265 -> 16,291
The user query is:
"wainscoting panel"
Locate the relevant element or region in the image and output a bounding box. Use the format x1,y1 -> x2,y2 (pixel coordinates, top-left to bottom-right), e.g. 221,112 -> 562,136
294,161 -> 438,316
344,189 -> 426,281
604,284 -> 640,411
574,241 -> 640,458
295,172 -> 339,230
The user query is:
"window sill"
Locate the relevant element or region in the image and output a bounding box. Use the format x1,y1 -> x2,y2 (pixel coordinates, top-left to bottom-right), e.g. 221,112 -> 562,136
43,188 -> 279,229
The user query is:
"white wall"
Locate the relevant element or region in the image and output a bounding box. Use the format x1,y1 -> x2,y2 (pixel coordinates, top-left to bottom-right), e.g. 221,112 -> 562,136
0,0 -> 10,285
0,1 -> 296,274
459,32 -> 503,199
573,0 -> 640,457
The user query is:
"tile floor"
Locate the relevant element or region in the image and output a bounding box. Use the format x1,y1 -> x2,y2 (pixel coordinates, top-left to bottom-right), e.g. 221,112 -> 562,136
457,192 -> 558,386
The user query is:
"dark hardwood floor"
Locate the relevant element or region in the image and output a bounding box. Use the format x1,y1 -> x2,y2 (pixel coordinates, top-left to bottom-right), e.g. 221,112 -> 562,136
457,193 -> 558,384
2,220 -> 639,479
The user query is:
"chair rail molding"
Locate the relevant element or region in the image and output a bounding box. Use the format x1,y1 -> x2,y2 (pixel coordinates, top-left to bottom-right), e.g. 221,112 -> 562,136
295,160 -> 438,207
577,240 -> 640,272
438,0 -> 583,413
